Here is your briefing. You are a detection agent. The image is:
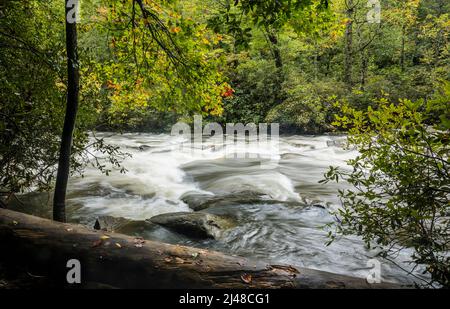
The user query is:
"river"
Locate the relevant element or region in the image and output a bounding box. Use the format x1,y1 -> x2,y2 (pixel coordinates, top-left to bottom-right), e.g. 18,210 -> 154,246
15,132 -> 424,285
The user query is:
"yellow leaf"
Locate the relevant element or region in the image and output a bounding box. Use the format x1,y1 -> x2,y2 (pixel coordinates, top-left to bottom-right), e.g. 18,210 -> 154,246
170,27 -> 181,34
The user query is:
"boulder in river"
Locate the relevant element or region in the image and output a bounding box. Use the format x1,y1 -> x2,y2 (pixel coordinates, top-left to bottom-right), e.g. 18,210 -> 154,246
181,191 -> 271,211
181,193 -> 216,211
148,212 -> 234,239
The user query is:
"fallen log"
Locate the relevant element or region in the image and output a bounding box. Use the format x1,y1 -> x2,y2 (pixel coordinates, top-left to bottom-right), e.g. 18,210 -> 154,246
0,208 -> 403,289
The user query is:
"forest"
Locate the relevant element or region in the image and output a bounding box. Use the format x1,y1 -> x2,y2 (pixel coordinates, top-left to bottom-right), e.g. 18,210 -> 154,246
0,0 -> 449,289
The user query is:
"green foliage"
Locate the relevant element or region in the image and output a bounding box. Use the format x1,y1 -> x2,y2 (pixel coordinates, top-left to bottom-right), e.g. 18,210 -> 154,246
0,1 -> 77,192
1,0 -> 227,193
233,0 -> 329,29
219,55 -> 281,124
322,90 -> 450,287
79,0 -> 229,128
266,80 -> 343,133
202,0 -> 450,133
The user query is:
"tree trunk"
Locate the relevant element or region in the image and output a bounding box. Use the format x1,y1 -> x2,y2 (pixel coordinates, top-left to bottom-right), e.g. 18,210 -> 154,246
266,29 -> 283,70
400,25 -> 406,72
344,0 -> 354,88
0,209 -> 403,289
360,50 -> 368,90
264,26 -> 284,107
53,1 -> 80,223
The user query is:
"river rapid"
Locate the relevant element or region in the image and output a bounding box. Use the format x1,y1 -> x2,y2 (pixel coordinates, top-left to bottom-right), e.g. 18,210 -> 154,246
16,132 -> 424,285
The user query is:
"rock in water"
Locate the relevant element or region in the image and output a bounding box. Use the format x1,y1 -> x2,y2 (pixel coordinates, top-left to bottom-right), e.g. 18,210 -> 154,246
181,193 -> 216,211
148,212 -> 233,239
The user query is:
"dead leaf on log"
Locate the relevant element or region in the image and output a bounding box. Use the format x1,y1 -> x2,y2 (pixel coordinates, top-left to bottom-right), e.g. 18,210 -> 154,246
91,239 -> 103,248
164,257 -> 172,263
115,243 -> 122,248
100,235 -> 110,240
267,265 -> 300,276
241,273 -> 252,284
195,259 -> 204,265
174,257 -> 185,264
133,237 -> 145,248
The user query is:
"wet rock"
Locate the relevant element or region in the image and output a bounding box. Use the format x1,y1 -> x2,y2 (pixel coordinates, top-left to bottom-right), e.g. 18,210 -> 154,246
326,138 -> 347,148
312,204 -> 326,209
138,145 -> 151,151
181,193 -> 216,211
148,212 -> 234,239
181,191 -> 270,211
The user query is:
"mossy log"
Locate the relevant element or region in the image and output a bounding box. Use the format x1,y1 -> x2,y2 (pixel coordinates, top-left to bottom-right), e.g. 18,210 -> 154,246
0,209 -> 403,289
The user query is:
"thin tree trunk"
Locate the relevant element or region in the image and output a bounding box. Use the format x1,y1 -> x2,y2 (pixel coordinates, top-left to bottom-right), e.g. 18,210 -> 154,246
400,25 -> 406,72
53,1 -> 80,223
360,50 -> 368,90
264,26 -> 284,107
344,0 -> 353,88
266,29 -> 283,70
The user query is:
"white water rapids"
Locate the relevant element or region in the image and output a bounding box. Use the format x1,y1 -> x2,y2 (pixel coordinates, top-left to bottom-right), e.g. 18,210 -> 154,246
17,132 -> 426,285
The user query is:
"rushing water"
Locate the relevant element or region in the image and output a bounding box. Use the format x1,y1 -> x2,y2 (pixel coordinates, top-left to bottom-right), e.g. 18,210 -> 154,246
15,132 -> 425,285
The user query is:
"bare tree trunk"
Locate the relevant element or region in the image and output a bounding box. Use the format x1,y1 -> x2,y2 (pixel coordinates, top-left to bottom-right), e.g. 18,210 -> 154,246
266,28 -> 283,70
344,0 -> 354,88
53,1 -> 80,223
400,25 -> 406,72
360,50 -> 368,90
264,26 -> 284,107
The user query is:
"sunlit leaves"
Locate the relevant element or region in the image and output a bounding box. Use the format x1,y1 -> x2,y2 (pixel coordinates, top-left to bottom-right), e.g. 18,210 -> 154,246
85,0 -> 227,125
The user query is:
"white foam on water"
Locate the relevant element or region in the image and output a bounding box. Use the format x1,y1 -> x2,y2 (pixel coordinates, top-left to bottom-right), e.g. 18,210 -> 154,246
69,133 -> 355,219
202,172 -> 301,201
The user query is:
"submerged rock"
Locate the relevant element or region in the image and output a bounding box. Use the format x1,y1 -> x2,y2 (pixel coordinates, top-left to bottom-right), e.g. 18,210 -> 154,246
148,212 -> 234,239
181,193 -> 216,211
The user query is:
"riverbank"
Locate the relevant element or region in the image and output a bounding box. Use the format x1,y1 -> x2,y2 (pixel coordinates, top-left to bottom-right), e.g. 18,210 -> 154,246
0,208 -> 403,289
